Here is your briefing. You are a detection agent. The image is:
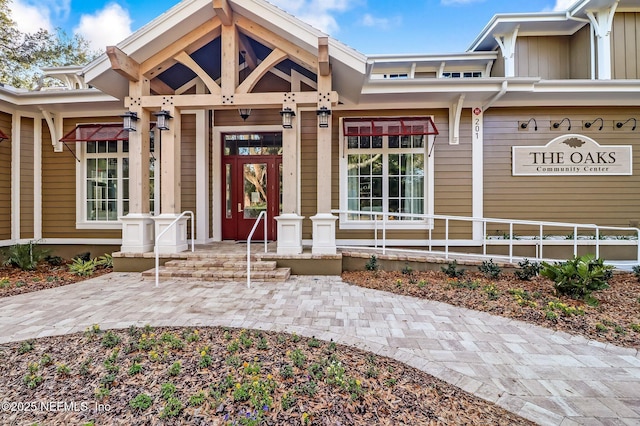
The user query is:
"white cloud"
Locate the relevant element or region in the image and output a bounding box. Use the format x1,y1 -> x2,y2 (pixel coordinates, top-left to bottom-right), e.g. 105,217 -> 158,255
553,0 -> 578,11
268,0 -> 357,34
440,0 -> 484,5
73,3 -> 133,51
10,0 -> 54,33
360,13 -> 401,30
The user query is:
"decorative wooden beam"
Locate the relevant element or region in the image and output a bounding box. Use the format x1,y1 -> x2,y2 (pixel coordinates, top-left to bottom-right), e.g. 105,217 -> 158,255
174,51 -> 222,94
213,0 -> 233,26
141,18 -> 221,76
235,16 -> 318,73
236,48 -> 287,94
220,24 -> 238,96
150,78 -> 175,95
106,46 -> 140,82
133,91 -> 338,108
318,37 -> 330,76
238,32 -> 258,71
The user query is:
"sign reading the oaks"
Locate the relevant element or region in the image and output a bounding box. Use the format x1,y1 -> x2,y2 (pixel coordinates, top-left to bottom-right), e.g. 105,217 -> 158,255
512,134 -> 632,176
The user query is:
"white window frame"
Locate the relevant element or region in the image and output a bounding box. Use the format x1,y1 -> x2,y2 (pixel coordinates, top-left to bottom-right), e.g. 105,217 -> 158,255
338,117 -> 435,230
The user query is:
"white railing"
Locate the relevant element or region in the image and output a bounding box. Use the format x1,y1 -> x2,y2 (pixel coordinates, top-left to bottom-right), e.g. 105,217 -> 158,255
332,209 -> 640,266
155,211 -> 195,287
247,210 -> 268,289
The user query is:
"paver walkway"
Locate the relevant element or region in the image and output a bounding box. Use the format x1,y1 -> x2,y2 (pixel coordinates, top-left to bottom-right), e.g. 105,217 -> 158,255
0,273 -> 638,425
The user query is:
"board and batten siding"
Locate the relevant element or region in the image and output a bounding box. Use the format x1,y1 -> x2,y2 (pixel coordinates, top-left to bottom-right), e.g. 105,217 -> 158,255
0,112 -> 11,240
483,107 -> 640,236
612,12 -> 640,79
42,117 -> 122,240
515,36 -> 571,79
20,117 -> 34,239
569,25 -> 591,79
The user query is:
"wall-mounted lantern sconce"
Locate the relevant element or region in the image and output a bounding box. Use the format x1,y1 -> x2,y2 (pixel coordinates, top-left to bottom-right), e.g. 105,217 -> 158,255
584,117 -> 604,130
120,111 -> 138,132
520,118 -> 537,131
616,118 -> 637,131
316,106 -> 332,128
552,117 -> 571,131
153,110 -> 173,131
238,108 -> 251,121
280,107 -> 295,129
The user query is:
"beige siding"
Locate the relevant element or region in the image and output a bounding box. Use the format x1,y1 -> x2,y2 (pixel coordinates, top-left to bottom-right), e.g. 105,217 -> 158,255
300,111 -> 317,239
484,107 -> 640,233
20,118 -> 34,239
42,117 -> 121,239
515,36 -> 570,79
612,12 -> 640,79
569,25 -> 591,79
0,112 -> 11,240
491,52 -> 505,77
180,114 -> 196,238
214,109 -> 281,127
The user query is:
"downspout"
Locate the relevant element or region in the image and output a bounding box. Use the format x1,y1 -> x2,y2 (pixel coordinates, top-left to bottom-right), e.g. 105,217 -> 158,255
566,12 -> 595,80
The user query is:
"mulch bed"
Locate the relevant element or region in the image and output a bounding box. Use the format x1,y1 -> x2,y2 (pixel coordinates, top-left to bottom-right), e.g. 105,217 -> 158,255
342,269 -> 640,349
0,326 -> 534,425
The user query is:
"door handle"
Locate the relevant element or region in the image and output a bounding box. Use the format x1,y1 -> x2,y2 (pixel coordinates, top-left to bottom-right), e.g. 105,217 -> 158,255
237,203 -> 242,213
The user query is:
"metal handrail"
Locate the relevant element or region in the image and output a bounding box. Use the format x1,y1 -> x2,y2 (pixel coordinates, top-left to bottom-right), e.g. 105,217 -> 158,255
332,209 -> 640,265
155,211 -> 195,287
247,210 -> 268,289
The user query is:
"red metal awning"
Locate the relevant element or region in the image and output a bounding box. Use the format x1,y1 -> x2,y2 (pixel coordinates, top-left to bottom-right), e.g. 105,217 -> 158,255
0,128 -> 9,141
59,123 -> 129,142
343,117 -> 439,137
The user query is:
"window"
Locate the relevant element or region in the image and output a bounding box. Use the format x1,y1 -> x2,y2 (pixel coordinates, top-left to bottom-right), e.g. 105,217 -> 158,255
76,130 -> 157,229
340,118 -> 436,229
441,71 -> 483,78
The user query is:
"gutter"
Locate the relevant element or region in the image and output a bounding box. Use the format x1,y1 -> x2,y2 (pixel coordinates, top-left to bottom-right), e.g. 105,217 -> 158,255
482,80 -> 508,110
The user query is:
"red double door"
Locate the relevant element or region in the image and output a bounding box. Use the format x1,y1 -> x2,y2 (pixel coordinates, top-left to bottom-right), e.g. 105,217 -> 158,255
221,155 -> 282,241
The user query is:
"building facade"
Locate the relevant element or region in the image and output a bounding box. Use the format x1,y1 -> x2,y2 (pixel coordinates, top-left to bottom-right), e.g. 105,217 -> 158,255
0,0 -> 639,260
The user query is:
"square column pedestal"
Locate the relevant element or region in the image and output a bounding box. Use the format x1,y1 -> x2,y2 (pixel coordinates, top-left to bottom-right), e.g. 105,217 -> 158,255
120,214 -> 155,253
275,214 -> 304,255
311,213 -> 338,255
153,214 -> 189,254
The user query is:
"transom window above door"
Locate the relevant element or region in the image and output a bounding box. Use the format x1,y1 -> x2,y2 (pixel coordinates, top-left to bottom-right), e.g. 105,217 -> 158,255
224,133 -> 282,156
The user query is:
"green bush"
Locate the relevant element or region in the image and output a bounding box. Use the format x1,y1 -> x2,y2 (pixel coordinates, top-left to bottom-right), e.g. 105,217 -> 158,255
96,253 -> 113,269
3,241 -> 49,271
540,254 -> 613,299
68,258 -> 97,276
364,255 -> 378,271
441,260 -> 465,278
514,259 -> 541,281
478,259 -> 501,279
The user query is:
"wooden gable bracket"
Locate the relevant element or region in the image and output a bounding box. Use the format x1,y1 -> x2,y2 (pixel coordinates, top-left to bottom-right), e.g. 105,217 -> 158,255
174,51 -> 222,94
236,48 -> 288,94
238,32 -> 258,71
107,46 -> 140,82
318,36 -> 330,76
213,0 -> 233,26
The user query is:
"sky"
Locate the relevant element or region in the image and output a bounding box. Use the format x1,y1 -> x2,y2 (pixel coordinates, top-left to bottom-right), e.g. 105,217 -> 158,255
7,0 -> 578,55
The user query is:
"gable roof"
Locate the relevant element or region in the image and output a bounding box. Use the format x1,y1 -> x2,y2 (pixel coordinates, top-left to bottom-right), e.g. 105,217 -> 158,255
84,0 -> 367,103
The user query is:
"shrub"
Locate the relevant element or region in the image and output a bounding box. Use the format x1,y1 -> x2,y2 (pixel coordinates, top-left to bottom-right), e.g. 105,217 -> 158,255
129,393 -> 153,411
96,253 -> 113,269
365,255 -> 378,271
540,254 -> 613,299
633,265 -> 640,281
69,257 -> 97,276
478,259 -> 501,279
514,259 -> 541,281
441,260 -> 465,278
3,241 -> 49,271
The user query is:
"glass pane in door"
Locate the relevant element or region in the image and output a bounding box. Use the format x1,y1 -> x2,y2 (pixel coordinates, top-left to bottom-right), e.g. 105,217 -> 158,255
243,163 -> 267,219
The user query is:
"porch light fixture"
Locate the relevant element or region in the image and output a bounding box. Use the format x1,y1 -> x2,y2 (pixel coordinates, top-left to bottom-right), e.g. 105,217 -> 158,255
552,117 -> 571,131
238,108 -> 251,121
153,110 -> 173,131
584,117 -> 604,130
520,118 -> 537,131
120,111 -> 138,132
280,107 -> 295,129
616,118 -> 637,130
316,106 -> 331,128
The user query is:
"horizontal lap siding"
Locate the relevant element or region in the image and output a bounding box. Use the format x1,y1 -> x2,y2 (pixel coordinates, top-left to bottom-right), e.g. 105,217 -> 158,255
20,118 -> 34,239
300,111 -> 317,240
42,117 -> 121,239
484,107 -> 640,234
612,13 -> 640,79
0,112 -> 11,239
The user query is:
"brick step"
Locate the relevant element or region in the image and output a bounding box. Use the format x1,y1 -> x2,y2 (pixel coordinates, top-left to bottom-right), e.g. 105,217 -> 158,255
163,259 -> 277,271
142,267 -> 290,282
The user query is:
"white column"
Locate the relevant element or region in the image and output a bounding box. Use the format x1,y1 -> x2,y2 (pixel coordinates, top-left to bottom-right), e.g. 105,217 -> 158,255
11,113 -> 20,241
494,26 -> 519,78
276,104 -> 303,255
587,5 -> 617,80
471,105 -> 484,241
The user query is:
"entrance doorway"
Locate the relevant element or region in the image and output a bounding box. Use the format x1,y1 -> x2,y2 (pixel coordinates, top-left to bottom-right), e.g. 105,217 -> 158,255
222,133 -> 282,240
